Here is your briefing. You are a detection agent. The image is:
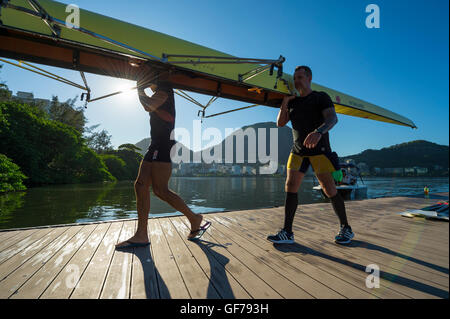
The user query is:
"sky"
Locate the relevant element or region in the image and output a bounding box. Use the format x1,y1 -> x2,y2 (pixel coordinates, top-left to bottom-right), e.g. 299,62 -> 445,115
1,0 -> 448,156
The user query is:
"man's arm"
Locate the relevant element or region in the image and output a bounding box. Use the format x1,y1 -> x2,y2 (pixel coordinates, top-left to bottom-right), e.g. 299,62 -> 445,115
315,107 -> 338,135
277,96 -> 295,127
138,88 -> 174,123
138,88 -> 168,113
303,107 -> 338,149
303,92 -> 338,149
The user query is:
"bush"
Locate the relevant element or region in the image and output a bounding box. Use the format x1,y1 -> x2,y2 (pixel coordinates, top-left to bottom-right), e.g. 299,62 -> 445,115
0,154 -> 27,193
0,100 -> 115,186
100,154 -> 128,180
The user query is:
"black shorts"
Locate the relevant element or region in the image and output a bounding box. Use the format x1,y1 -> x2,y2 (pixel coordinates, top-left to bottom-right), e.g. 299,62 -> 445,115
143,141 -> 175,163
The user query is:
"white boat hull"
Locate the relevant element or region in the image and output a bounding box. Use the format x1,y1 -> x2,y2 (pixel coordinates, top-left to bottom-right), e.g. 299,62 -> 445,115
313,184 -> 368,200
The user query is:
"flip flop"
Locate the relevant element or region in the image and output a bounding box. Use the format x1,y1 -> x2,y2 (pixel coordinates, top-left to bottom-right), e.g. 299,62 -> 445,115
115,240 -> 150,250
188,221 -> 212,241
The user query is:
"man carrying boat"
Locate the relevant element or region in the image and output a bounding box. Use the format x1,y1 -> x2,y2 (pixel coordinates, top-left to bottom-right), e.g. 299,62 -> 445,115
115,73 -> 210,249
267,66 -> 354,245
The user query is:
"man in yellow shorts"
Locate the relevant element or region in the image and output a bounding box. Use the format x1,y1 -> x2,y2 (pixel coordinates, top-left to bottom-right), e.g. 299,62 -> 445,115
267,66 -> 354,245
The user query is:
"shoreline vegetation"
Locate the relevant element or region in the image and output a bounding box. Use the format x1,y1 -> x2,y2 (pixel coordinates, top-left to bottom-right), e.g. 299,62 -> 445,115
0,65 -> 143,194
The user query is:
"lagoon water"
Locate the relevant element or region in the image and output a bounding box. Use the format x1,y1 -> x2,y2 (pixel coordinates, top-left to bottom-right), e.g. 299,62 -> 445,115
0,176 -> 448,230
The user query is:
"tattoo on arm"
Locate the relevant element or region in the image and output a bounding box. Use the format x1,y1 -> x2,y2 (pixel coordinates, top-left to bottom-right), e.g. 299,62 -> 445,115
317,107 -> 338,134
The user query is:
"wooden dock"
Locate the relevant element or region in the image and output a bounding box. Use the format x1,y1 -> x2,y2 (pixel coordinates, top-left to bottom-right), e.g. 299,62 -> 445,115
0,195 -> 448,299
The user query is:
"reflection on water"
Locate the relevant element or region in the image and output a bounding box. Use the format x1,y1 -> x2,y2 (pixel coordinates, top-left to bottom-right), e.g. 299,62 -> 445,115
0,177 -> 448,230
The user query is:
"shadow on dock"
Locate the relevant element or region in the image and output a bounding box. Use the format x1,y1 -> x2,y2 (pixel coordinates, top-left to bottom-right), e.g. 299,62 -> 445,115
350,240 -> 449,275
121,245 -> 170,299
193,240 -> 235,299
274,242 -> 449,299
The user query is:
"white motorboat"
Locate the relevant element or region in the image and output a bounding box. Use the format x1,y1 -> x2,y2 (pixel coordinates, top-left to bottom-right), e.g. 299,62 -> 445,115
313,163 -> 368,200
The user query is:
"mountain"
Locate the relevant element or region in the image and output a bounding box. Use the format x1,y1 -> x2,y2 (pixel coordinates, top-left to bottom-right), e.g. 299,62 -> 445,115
192,122 -> 292,165
135,122 -> 293,165
342,140 -> 449,170
135,138 -> 151,155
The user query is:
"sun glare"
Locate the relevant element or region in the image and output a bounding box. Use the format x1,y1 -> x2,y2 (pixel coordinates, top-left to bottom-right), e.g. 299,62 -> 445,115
117,83 -> 137,101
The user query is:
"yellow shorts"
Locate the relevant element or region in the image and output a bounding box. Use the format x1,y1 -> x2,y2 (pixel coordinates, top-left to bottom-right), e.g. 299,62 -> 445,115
287,152 -> 339,174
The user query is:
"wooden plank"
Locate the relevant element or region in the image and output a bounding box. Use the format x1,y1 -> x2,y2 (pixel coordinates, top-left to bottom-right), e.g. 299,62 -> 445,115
210,213 -> 399,299
100,220 -> 136,299
0,230 -> 34,249
0,227 -> 69,282
8,224 -> 97,299
235,209 -> 447,299
278,206 -> 450,277
271,204 -> 450,264
40,223 -> 111,299
345,205 -> 450,250
0,228 -> 53,264
170,217 -> 251,299
158,218 -> 221,299
70,222 -> 122,299
148,217 -> 190,299
177,217 -> 283,299
130,221 -> 160,299
0,225 -> 84,298
294,220 -> 449,289
221,211 -> 411,299
261,210 -> 448,270
298,200 -> 449,249
203,219 -> 318,299
207,215 -> 351,299
222,211 -> 409,299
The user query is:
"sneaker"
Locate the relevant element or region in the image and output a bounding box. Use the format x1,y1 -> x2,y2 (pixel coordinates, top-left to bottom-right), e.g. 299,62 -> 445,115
267,229 -> 295,244
335,225 -> 354,245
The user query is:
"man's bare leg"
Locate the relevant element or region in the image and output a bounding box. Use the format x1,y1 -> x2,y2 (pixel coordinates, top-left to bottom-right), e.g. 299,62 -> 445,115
151,162 -> 203,238
115,161 -> 152,248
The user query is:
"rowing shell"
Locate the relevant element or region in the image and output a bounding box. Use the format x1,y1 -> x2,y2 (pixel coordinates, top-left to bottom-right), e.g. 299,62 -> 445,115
0,0 -> 416,128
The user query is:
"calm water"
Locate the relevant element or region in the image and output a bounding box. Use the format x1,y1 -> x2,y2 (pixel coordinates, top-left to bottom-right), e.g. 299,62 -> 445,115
0,176 -> 448,230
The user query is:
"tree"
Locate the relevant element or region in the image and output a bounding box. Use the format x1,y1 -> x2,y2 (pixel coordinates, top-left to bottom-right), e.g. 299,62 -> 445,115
84,125 -> 113,154
0,64 -> 12,102
100,154 -> 128,180
0,100 -> 115,185
48,95 -> 86,133
0,154 -> 27,193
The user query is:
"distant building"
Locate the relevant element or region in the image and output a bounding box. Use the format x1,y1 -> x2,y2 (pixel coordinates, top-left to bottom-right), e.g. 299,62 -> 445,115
231,166 -> 241,175
356,162 -> 369,174
218,165 -> 230,174
383,168 -> 404,175
416,167 -> 428,175
12,91 -> 51,110
345,159 -> 356,165
277,165 -> 286,175
373,167 -> 382,174
208,166 -> 218,174
179,163 -> 192,175
16,91 -> 34,100
404,167 -> 415,175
